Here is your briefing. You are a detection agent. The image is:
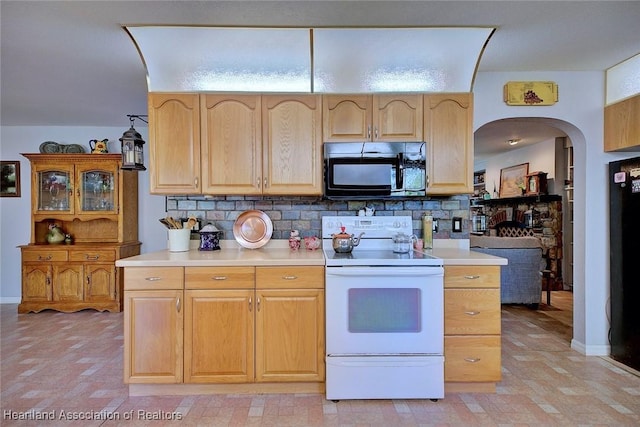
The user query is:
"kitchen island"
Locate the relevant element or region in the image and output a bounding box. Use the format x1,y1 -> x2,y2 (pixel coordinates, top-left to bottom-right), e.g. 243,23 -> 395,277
116,240 -> 506,396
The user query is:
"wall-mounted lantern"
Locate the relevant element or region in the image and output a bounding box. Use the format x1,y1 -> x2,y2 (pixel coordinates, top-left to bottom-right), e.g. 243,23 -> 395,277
119,114 -> 147,171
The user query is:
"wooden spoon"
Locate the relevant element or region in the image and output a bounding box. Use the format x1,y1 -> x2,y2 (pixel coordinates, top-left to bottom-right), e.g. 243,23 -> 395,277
167,217 -> 181,229
186,216 -> 197,230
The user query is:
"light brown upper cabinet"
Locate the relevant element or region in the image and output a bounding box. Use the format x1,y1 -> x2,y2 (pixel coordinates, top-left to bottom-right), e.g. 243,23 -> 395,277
261,95 -> 323,195
150,93 -> 322,196
604,94 -> 640,152
323,94 -> 423,142
201,95 -> 262,194
148,93 -> 201,194
424,93 -> 474,195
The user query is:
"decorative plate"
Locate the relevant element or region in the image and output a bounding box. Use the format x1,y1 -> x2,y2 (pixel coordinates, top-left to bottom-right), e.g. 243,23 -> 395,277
233,210 -> 273,249
39,141 -> 60,153
63,144 -> 86,153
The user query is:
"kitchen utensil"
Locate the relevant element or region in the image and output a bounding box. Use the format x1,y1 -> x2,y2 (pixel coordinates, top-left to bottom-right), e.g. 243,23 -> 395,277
233,210 -> 273,249
159,218 -> 173,229
166,216 -> 181,229
186,216 -> 197,230
331,227 -> 364,253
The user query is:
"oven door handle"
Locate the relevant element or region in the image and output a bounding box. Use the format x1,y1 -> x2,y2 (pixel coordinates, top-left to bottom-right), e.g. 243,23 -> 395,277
326,267 -> 443,277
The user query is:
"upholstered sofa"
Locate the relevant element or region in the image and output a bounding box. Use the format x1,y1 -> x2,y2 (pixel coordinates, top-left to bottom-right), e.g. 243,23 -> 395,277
470,235 -> 544,308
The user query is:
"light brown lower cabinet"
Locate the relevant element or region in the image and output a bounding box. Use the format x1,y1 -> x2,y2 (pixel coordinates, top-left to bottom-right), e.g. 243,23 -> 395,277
124,265 -> 324,389
20,245 -> 136,313
444,265 -> 502,392
124,267 -> 184,384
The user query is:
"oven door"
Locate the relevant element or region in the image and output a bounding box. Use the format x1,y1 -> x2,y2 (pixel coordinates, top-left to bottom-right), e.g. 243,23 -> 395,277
325,266 -> 444,355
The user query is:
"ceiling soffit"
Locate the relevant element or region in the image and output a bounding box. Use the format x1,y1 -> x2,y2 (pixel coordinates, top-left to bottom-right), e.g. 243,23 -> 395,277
125,26 -> 495,93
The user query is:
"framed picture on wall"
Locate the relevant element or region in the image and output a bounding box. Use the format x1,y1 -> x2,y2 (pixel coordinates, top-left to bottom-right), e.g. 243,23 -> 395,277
0,161 -> 21,197
499,163 -> 528,198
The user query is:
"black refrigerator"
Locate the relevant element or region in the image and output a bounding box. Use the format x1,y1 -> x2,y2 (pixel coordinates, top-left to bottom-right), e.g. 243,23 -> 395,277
609,157 -> 640,371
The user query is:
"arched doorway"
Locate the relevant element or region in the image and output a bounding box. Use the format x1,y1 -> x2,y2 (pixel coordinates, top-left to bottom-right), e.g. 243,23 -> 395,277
474,117 -> 588,341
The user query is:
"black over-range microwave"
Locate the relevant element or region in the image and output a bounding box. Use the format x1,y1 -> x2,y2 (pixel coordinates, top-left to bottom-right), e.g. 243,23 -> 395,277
323,142 -> 426,199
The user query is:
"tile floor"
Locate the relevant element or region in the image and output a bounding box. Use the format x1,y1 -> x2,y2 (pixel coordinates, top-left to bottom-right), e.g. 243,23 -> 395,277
1,292 -> 639,426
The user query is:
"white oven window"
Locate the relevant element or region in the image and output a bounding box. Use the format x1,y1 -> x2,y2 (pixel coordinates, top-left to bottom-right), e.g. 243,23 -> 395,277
348,288 -> 421,333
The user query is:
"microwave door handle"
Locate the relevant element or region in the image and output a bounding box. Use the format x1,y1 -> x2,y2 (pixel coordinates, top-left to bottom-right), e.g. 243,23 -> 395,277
396,153 -> 404,189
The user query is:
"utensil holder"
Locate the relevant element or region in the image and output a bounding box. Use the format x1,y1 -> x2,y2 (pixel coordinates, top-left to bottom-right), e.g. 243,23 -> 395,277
168,229 -> 191,252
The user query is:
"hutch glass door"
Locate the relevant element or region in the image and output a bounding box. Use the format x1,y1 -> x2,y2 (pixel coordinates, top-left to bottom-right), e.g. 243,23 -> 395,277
37,168 -> 72,213
79,168 -> 117,213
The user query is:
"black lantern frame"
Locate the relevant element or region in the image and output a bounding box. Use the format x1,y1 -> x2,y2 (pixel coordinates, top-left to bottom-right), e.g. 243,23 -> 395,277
119,114 -> 147,171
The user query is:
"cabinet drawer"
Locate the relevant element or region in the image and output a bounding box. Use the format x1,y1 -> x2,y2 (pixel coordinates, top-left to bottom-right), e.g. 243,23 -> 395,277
124,267 -> 184,290
69,250 -> 116,262
444,336 -> 501,382
256,266 -> 324,289
185,267 -> 255,289
445,289 -> 500,335
444,265 -> 499,288
22,249 -> 68,262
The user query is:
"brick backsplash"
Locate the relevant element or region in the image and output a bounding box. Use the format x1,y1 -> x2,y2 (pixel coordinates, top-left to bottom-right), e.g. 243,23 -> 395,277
166,195 -> 471,240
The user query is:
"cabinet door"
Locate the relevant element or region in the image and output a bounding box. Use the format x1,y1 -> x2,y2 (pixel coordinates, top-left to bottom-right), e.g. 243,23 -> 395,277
373,94 -> 423,142
84,264 -> 116,302
425,93 -> 474,194
255,289 -> 325,382
444,289 -> 501,335
148,93 -> 201,194
604,94 -> 640,151
323,95 -> 371,142
444,336 -> 501,382
32,163 -> 74,214
22,264 -> 53,302
124,290 -> 183,383
184,289 -> 254,383
201,94 -> 262,194
76,163 -> 119,216
52,264 -> 83,302
263,95 -> 323,195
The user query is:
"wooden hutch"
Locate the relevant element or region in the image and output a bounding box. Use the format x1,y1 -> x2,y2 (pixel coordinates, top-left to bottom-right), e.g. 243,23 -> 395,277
18,154 -> 140,313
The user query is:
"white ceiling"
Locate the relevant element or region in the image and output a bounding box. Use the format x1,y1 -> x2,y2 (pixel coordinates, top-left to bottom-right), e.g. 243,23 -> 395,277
2,1 -> 639,158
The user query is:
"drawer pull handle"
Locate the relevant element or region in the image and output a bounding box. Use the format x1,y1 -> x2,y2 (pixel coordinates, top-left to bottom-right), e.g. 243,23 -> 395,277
145,277 -> 162,281
176,297 -> 181,313
282,275 -> 298,280
38,255 -> 53,261
85,255 -> 100,260
464,357 -> 481,363
464,311 -> 480,316
212,276 -> 228,281
464,275 -> 480,280
249,297 -> 252,312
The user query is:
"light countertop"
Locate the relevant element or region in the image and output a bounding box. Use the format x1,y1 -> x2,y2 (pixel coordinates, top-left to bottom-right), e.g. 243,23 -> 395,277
116,239 -> 507,267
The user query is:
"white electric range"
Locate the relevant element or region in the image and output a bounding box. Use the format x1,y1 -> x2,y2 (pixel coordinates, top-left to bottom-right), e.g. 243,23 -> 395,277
322,215 -> 445,401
